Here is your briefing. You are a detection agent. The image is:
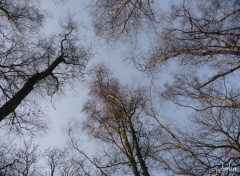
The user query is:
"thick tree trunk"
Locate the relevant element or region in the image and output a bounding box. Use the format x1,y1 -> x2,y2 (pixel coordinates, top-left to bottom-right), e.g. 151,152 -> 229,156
0,55 -> 64,121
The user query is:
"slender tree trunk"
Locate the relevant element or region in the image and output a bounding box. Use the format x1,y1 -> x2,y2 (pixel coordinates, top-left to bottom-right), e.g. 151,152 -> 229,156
119,125 -> 141,176
128,117 -> 150,176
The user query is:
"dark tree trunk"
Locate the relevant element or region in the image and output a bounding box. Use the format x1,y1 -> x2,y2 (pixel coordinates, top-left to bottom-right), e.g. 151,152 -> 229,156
0,54 -> 64,121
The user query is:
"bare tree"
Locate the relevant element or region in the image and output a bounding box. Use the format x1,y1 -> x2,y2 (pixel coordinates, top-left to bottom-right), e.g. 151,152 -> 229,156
66,65 -> 167,176
0,141 -> 90,176
44,148 -> 66,176
89,0 -> 240,110
0,0 -> 91,132
128,0 -> 240,69
132,1 -> 240,175
0,139 -> 18,176
43,147 -> 91,176
12,139 -> 40,176
0,138 -> 41,176
147,106 -> 240,176
89,0 -> 158,41
0,0 -> 45,34
0,1 -> 92,175
135,0 -> 240,109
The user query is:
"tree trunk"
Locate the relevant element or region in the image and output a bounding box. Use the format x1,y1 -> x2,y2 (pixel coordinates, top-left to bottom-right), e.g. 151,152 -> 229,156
0,54 -> 64,121
128,117 -> 150,176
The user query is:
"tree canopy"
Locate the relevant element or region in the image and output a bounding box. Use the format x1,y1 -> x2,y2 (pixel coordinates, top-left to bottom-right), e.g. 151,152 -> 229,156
0,0 -> 240,175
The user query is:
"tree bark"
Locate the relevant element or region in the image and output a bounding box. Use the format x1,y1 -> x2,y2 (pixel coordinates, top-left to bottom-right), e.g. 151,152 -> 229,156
0,54 -> 64,121
127,118 -> 150,176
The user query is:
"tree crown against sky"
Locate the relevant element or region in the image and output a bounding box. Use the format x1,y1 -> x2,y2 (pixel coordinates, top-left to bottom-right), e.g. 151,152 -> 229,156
82,65 -> 153,176
90,0 -> 240,112
0,0 -> 91,133
87,0 -> 240,175
90,0 -> 158,42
